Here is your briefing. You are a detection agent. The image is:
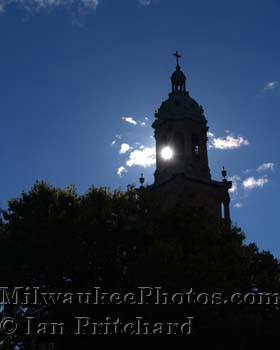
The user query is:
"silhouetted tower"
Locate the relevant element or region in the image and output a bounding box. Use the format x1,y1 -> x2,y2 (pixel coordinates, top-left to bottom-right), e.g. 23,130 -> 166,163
151,52 -> 232,227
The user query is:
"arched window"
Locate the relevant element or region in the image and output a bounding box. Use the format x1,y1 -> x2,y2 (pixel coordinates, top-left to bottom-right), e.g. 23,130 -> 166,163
161,134 -> 167,146
174,132 -> 185,156
221,201 -> 225,219
192,134 -> 200,157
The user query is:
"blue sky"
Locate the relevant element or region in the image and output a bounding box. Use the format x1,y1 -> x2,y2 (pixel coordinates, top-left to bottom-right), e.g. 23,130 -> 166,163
0,0 -> 279,256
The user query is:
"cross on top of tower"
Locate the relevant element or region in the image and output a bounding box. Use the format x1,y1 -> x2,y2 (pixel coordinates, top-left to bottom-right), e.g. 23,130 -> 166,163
171,51 -> 186,93
173,51 -> 182,67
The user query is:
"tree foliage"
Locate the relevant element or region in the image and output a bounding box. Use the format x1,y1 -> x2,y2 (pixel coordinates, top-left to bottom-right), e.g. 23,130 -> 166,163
0,181 -> 280,347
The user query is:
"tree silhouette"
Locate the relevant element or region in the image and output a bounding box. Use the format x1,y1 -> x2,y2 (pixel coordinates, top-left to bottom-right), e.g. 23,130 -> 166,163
0,181 -> 280,347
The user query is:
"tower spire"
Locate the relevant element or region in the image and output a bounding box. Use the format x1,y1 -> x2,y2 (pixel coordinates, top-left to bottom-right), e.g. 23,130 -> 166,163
171,51 -> 186,93
173,50 -> 182,68
152,53 -> 232,229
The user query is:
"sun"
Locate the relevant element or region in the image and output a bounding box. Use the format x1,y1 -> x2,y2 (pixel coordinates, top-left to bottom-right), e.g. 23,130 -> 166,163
161,146 -> 174,161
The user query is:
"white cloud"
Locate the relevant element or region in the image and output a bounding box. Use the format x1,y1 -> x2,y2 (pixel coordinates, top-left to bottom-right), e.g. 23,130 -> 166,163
111,134 -> 122,146
117,166 -> 127,177
0,0 -> 99,13
0,0 -> 154,14
207,131 -> 215,138
264,81 -> 279,91
234,203 -> 243,209
243,176 -> 269,190
119,143 -> 131,154
208,132 -> 249,150
138,0 -> 152,5
229,175 -> 241,194
126,146 -> 156,168
257,162 -> 275,173
122,117 -> 147,126
122,117 -> 137,126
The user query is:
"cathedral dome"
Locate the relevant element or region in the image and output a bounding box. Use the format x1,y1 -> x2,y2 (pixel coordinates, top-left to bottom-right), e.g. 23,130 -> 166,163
153,91 -> 206,126
152,51 -> 206,128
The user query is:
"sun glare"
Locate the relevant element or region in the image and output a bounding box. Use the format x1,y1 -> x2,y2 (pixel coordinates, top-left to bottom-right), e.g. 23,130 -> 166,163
161,146 -> 174,161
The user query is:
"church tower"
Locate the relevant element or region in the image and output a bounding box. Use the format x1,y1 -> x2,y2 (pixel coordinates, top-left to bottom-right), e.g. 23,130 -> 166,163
150,52 -> 232,227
